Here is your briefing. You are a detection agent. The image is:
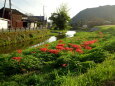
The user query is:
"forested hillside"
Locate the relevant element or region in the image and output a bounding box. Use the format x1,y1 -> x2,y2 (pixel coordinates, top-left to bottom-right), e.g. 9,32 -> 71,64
71,5 -> 115,28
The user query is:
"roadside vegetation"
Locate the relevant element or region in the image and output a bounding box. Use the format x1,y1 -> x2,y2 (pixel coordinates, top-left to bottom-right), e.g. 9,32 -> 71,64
0,25 -> 114,86
0,29 -> 49,46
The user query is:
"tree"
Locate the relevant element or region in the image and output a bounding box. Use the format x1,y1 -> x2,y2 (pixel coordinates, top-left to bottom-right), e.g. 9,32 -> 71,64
49,4 -> 71,30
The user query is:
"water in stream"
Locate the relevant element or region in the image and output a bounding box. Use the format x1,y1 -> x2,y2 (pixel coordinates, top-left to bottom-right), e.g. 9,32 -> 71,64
0,31 -> 76,54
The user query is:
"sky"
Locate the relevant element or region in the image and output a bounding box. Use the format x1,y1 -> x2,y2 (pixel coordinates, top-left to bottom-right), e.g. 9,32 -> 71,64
0,0 -> 115,19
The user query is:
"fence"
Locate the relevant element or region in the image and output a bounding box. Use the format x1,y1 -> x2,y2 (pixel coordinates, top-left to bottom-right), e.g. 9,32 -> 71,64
0,25 -> 47,32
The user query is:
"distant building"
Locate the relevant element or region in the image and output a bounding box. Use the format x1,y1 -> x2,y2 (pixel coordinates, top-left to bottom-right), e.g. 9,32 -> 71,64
28,16 -> 47,28
0,7 -> 47,29
0,18 -> 9,29
0,7 -> 26,28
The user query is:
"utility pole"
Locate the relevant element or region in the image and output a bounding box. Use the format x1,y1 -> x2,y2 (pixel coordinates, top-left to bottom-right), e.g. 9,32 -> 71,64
9,0 -> 12,28
2,0 -> 6,18
43,5 -> 45,28
43,5 -> 45,17
43,5 -> 47,28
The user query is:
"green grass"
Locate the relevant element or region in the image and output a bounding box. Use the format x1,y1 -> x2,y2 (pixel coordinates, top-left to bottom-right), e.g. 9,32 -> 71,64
61,55 -> 115,86
0,25 -> 115,86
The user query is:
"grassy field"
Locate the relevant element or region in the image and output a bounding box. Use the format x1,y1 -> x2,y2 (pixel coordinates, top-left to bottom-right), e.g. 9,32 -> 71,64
0,25 -> 115,86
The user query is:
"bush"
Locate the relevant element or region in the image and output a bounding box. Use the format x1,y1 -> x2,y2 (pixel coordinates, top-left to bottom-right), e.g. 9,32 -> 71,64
0,55 -> 41,76
79,48 -> 108,63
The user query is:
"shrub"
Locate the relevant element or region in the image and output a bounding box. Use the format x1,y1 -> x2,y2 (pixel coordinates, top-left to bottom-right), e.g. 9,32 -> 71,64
0,55 -> 41,76
79,48 -> 108,63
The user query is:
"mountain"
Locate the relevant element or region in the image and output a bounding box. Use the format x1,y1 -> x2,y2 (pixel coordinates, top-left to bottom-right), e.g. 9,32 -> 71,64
70,5 -> 115,28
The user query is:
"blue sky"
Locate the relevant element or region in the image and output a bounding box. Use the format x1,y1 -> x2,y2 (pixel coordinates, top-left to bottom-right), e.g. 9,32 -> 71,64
0,0 -> 115,19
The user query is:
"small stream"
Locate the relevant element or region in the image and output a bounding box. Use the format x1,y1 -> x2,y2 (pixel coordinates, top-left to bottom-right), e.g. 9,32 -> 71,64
0,31 -> 76,54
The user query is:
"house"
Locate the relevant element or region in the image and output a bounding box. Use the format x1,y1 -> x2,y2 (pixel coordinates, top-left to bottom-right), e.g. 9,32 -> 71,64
0,7 -> 47,29
0,7 -> 27,28
28,16 -> 47,29
0,18 -> 9,29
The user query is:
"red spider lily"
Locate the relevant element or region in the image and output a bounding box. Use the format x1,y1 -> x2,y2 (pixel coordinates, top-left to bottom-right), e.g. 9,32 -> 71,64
65,47 -> 73,51
48,49 -> 59,54
71,44 -> 81,49
92,40 -> 98,43
56,46 -> 65,50
40,48 -> 48,52
61,64 -> 67,67
83,40 -> 98,45
57,44 -> 65,47
58,40 -> 63,43
76,49 -> 83,53
84,46 -> 92,50
17,49 -> 22,53
12,57 -> 22,62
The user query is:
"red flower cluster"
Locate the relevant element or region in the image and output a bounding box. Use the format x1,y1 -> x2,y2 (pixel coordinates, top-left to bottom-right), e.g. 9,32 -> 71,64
65,47 -> 73,51
81,40 -> 97,50
17,49 -> 22,53
76,48 -> 83,53
61,64 -> 67,67
48,49 -> 59,54
71,44 -> 81,49
83,40 -> 97,45
56,46 -> 65,50
40,48 -> 48,52
68,44 -> 83,53
57,44 -> 65,47
12,57 -> 22,62
55,43 -> 65,50
39,39 -> 98,54
84,46 -> 92,50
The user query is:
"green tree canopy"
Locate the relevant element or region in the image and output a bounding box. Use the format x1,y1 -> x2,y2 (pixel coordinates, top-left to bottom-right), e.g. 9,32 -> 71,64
49,4 -> 71,30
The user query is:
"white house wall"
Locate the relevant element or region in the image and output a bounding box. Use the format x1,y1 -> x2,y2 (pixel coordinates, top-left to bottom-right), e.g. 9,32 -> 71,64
30,23 -> 37,29
0,19 -> 8,29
